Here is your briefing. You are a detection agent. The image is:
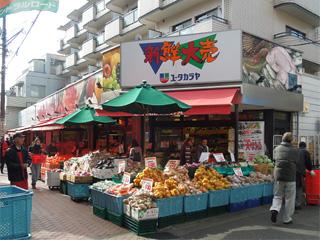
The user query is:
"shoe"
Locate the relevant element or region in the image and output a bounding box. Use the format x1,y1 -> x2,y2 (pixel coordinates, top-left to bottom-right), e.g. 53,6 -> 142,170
32,185 -> 37,190
283,220 -> 293,224
271,210 -> 278,223
295,206 -> 302,210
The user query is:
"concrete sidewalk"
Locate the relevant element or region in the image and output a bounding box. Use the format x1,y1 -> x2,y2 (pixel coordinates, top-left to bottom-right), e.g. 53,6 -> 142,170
1,170 -> 319,240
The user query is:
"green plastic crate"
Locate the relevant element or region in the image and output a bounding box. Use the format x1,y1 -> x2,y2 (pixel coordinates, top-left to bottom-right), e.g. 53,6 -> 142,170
107,211 -> 123,227
59,181 -> 68,195
93,205 -> 108,220
123,215 -> 157,236
185,210 -> 207,222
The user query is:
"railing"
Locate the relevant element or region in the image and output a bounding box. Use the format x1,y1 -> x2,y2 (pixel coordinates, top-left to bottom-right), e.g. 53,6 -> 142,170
123,8 -> 139,27
97,33 -> 105,46
161,0 -> 179,7
273,0 -> 320,17
274,32 -> 320,47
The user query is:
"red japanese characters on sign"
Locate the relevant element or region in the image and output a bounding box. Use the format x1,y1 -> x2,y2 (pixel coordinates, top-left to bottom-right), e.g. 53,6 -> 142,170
233,168 -> 243,177
122,172 -> 131,185
213,153 -> 226,163
141,178 -> 154,192
145,157 -> 157,169
118,160 -> 126,173
165,160 -> 180,169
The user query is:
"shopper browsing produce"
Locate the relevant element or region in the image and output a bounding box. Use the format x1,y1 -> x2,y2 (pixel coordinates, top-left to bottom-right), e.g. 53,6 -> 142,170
129,139 -> 142,162
270,132 -> 298,224
196,139 -> 209,162
5,133 -> 31,190
29,137 -> 44,189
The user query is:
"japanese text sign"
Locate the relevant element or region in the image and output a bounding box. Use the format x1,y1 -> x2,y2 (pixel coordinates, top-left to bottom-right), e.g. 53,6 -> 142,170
165,160 -> 180,169
213,153 -> 226,163
233,168 -> 243,177
141,178 -> 154,192
145,157 -> 157,169
122,172 -> 131,185
121,30 -> 241,87
118,160 -> 126,173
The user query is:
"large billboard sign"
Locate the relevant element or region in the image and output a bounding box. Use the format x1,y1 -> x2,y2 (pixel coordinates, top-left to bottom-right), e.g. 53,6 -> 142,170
121,30 -> 242,88
242,32 -> 302,92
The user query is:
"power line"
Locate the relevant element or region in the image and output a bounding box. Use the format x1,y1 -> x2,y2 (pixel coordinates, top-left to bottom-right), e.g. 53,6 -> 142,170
7,11 -> 41,67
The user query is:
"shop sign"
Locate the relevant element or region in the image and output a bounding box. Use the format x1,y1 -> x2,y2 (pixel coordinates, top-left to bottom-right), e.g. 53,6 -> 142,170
233,168 -> 243,177
141,178 -> 153,192
131,207 -> 159,221
199,152 -> 210,163
145,157 -> 157,168
238,121 -> 265,161
121,30 -> 242,87
118,160 -> 126,173
165,160 -> 180,169
213,153 -> 226,163
122,172 -> 131,185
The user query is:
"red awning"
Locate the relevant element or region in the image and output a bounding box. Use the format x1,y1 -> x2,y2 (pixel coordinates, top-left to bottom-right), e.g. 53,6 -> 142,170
95,109 -> 135,117
31,116 -> 65,132
166,88 -> 241,115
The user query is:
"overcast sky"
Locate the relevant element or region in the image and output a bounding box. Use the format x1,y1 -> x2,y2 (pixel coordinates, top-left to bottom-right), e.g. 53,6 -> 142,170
3,0 -> 87,89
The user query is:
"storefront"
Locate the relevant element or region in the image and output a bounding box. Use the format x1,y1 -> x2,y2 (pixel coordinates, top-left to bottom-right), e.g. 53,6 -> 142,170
120,30 -> 303,161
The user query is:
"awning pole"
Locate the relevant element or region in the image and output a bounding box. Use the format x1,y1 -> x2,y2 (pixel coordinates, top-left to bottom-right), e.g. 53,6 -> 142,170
234,104 -> 239,161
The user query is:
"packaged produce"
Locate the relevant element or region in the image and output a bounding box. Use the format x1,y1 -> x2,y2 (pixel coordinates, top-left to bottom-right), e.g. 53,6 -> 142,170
226,171 -> 273,188
133,168 -> 164,187
193,165 -> 231,191
91,180 -> 117,192
123,190 -> 157,210
106,183 -> 136,196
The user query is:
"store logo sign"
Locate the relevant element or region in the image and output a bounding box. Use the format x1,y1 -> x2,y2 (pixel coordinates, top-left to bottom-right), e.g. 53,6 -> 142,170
140,34 -> 220,74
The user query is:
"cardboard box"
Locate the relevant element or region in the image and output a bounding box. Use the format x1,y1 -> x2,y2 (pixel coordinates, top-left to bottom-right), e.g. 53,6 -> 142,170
123,204 -> 131,217
68,175 -> 93,183
131,207 -> 159,221
59,172 -> 67,181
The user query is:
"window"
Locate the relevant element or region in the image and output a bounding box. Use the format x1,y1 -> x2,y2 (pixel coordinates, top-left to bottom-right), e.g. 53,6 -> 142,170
30,85 -> 45,98
286,26 -> 306,39
96,0 -> 105,13
172,19 -> 192,32
195,8 -> 219,22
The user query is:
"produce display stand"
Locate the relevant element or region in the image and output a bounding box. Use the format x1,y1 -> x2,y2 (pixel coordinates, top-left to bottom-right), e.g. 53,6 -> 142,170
0,186 -> 33,240
45,171 -> 61,190
67,182 -> 91,202
123,215 -> 157,236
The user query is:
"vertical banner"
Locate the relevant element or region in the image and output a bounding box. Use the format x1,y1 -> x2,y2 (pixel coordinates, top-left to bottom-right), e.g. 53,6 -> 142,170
238,121 -> 265,161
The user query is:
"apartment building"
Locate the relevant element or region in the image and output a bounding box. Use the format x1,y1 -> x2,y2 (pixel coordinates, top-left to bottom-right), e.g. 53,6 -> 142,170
5,53 -> 67,131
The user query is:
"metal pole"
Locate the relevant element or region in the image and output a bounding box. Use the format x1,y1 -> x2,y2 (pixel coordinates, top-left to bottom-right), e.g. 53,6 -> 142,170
1,16 -> 6,120
234,104 -> 239,161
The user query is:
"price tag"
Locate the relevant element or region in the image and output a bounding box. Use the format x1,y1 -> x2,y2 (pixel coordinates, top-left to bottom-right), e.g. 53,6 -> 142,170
199,152 -> 210,163
233,168 -> 243,177
165,160 -> 180,169
213,153 -> 226,163
145,157 -> 157,168
141,178 -> 154,192
118,160 -> 126,173
229,152 -> 236,163
122,172 -> 131,185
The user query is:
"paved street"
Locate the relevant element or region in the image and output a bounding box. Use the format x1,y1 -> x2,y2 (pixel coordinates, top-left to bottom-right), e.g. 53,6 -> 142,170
1,171 -> 319,240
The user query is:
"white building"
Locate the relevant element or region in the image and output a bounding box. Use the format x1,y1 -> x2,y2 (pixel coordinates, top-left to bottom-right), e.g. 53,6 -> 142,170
5,53 -> 67,131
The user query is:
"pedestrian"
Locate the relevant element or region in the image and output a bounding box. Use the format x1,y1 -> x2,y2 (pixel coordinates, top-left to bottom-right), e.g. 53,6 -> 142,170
295,141 -> 316,210
270,132 -> 298,224
5,133 -> 31,190
196,138 -> 209,162
129,139 -> 142,162
0,137 -> 9,174
29,137 -> 44,189
46,140 -> 58,157
180,137 -> 194,165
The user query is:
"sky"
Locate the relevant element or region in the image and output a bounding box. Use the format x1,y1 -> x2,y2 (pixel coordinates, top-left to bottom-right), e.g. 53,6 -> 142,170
2,0 -> 87,89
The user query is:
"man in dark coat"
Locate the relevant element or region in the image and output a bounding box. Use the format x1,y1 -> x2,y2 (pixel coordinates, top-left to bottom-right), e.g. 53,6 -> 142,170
5,133 -> 31,190
296,142 -> 315,209
270,132 -> 298,224
196,139 -> 209,162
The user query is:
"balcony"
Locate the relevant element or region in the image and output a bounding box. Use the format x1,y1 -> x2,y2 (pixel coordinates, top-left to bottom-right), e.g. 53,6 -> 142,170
79,38 -> 97,59
56,64 -> 64,75
274,32 -> 320,64
167,15 -> 229,36
57,39 -> 72,55
83,1 -> 116,33
65,53 -> 78,69
105,8 -> 147,43
274,0 -> 320,26
139,0 -> 207,25
65,24 -> 88,45
106,0 -> 137,13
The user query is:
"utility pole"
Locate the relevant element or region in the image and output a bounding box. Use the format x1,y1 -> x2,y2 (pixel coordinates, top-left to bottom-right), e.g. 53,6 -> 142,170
1,16 -> 6,133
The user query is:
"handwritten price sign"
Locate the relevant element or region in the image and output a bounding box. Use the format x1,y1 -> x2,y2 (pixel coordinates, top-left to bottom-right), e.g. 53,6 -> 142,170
145,157 -> 157,169
118,160 -> 126,173
213,153 -> 226,163
233,168 -> 243,177
141,178 -> 154,192
165,160 -> 180,169
122,172 -> 131,185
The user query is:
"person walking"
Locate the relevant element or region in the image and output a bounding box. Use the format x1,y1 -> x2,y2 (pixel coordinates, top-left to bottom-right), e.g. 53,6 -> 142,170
196,139 -> 209,162
180,138 -> 194,165
296,141 -> 316,210
0,137 -> 9,174
129,139 -> 142,162
270,132 -> 298,224
5,133 -> 31,190
29,137 -> 44,189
